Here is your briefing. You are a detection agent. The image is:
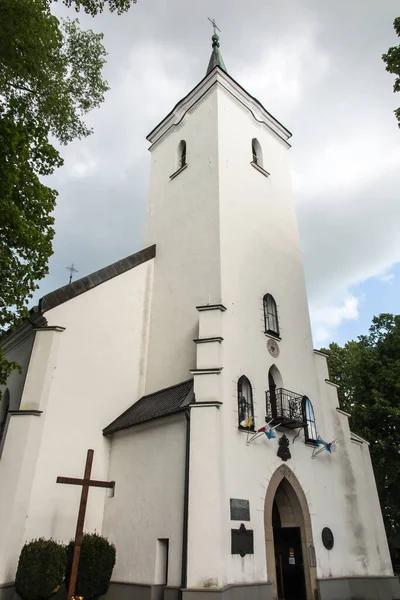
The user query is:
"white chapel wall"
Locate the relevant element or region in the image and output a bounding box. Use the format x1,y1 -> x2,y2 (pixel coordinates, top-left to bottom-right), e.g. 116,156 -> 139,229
103,414 -> 186,588
15,260 -> 154,555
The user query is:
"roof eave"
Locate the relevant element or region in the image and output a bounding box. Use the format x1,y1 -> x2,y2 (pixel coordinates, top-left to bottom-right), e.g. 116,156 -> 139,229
146,67 -> 292,149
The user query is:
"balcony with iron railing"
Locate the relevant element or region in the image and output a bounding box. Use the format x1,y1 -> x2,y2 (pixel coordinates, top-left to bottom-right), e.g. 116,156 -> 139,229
266,388 -> 306,429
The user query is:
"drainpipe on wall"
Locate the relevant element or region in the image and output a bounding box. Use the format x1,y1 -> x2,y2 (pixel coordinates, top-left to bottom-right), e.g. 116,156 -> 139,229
180,408 -> 191,600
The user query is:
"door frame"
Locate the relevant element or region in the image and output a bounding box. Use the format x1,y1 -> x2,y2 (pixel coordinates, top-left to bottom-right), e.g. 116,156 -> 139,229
264,465 -> 317,600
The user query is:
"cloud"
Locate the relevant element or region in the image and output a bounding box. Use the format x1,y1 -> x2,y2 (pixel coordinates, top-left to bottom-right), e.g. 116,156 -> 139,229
237,27 -> 330,117
33,0 -> 400,351
311,296 -> 360,345
380,272 -> 395,285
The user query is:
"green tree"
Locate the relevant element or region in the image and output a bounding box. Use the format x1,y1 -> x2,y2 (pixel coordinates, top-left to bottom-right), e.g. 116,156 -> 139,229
321,314 -> 400,540
0,0 -> 135,393
382,17 -> 400,128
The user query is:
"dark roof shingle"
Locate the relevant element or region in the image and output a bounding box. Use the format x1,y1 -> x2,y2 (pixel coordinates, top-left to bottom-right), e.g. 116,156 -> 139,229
103,379 -> 193,436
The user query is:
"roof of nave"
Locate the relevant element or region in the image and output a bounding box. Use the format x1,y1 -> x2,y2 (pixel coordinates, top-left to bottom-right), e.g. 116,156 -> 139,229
103,378 -> 194,436
39,244 -> 156,313
1,244 -> 156,349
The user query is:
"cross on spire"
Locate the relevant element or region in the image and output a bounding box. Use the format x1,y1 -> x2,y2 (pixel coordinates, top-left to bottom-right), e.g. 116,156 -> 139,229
207,17 -> 221,36
66,263 -> 78,284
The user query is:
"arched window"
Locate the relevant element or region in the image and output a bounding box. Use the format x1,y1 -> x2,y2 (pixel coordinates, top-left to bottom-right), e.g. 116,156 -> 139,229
0,389 -> 10,446
263,294 -> 279,337
302,397 -> 317,443
251,138 -> 263,167
237,376 -> 254,430
178,140 -> 187,169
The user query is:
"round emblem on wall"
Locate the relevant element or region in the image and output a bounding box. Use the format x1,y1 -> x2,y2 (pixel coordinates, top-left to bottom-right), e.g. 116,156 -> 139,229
267,338 -> 280,358
322,527 -> 334,550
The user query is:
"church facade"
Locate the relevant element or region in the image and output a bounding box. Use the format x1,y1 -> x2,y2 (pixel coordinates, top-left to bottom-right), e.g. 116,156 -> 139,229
1,36 -> 399,600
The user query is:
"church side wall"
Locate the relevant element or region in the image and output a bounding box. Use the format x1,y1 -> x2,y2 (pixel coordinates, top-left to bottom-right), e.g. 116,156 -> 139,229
143,90 -> 222,394
20,261 -> 154,549
102,414 -> 186,589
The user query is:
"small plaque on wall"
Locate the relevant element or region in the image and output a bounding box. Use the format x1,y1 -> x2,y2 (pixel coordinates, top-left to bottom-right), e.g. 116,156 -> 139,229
230,498 -> 250,521
322,527 -> 334,550
231,523 -> 254,557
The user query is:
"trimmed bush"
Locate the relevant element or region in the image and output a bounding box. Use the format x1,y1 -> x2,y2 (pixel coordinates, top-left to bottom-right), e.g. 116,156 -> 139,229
66,533 -> 116,599
15,539 -> 67,600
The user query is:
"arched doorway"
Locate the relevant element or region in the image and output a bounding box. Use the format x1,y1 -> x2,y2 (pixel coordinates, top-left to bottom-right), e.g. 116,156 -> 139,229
264,465 -> 317,600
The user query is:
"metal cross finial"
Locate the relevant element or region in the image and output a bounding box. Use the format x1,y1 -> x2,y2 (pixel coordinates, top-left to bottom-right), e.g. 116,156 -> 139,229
66,263 -> 78,284
208,17 -> 221,36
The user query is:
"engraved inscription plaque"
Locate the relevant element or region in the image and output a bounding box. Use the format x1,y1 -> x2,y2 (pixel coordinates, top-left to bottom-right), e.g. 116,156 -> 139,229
230,498 -> 250,521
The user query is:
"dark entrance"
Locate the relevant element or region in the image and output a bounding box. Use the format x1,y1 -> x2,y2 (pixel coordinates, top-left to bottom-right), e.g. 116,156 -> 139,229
273,502 -> 306,600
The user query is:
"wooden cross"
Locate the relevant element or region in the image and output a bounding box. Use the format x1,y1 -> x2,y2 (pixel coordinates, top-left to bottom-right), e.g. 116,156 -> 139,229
207,17 -> 221,35
57,449 -> 115,600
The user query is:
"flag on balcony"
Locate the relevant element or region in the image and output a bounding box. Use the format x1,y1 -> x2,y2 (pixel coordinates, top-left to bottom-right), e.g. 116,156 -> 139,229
240,416 -> 253,429
312,436 -> 340,458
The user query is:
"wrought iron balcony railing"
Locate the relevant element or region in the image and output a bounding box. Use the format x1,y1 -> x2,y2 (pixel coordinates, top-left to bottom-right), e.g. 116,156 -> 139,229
266,388 -> 305,429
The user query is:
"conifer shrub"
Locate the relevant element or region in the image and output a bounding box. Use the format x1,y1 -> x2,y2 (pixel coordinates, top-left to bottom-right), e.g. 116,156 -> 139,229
66,533 -> 116,599
15,539 -> 67,600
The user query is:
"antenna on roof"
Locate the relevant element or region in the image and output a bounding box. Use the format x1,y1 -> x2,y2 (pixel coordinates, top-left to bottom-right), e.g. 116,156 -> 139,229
66,263 -> 78,284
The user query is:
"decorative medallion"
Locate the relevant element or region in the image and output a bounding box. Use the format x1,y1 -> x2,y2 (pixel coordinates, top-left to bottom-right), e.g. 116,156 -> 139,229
277,434 -> 291,461
267,338 -> 280,358
322,527 -> 334,550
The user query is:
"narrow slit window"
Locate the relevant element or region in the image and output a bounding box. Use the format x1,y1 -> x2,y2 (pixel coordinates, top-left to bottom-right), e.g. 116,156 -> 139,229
179,140 -> 187,169
251,138 -> 263,167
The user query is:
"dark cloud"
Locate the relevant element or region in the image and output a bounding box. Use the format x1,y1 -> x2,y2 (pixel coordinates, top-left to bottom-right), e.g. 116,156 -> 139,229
36,0 -> 400,342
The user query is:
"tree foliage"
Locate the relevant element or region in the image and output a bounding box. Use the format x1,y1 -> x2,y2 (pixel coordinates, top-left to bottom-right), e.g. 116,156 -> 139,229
55,0 -> 137,15
66,533 -> 116,598
15,538 -> 67,600
321,314 -> 400,540
0,0 -> 130,392
382,17 -> 400,128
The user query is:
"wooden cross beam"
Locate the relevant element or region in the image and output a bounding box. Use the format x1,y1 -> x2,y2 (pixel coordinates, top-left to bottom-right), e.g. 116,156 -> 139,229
57,449 -> 115,600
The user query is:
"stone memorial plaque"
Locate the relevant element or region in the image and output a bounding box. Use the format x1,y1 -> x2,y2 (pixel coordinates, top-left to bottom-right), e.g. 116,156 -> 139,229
231,523 -> 254,557
230,498 -> 250,521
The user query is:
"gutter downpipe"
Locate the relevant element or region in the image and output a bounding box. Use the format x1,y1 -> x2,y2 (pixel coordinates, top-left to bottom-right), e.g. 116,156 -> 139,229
180,408 -> 191,600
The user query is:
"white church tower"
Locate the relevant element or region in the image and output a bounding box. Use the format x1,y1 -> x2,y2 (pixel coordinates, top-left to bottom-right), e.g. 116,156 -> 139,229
1,29 -> 398,600
138,30 -> 396,599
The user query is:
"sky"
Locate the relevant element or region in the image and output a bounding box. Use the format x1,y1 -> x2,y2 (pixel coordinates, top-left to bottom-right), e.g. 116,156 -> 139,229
37,0 -> 400,347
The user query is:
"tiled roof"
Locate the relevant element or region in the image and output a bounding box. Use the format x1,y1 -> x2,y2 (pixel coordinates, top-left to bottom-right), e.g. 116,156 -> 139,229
39,245 -> 156,313
103,379 -> 194,436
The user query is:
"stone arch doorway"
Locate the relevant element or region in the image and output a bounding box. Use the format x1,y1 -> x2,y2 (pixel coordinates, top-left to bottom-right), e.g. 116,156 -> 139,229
264,465 -> 317,600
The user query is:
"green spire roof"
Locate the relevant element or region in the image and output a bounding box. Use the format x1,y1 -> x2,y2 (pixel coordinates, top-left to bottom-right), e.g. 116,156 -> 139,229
206,33 -> 227,75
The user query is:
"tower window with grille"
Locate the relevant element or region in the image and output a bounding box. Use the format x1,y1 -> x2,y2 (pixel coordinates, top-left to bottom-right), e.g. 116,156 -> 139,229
263,294 -> 279,337
303,397 -> 317,443
238,376 -> 254,430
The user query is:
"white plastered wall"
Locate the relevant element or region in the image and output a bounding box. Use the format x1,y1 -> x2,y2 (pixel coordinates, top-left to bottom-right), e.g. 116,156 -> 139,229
0,259 -> 154,584
102,414 -> 186,587
143,89 -> 222,394
183,83 -> 392,588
